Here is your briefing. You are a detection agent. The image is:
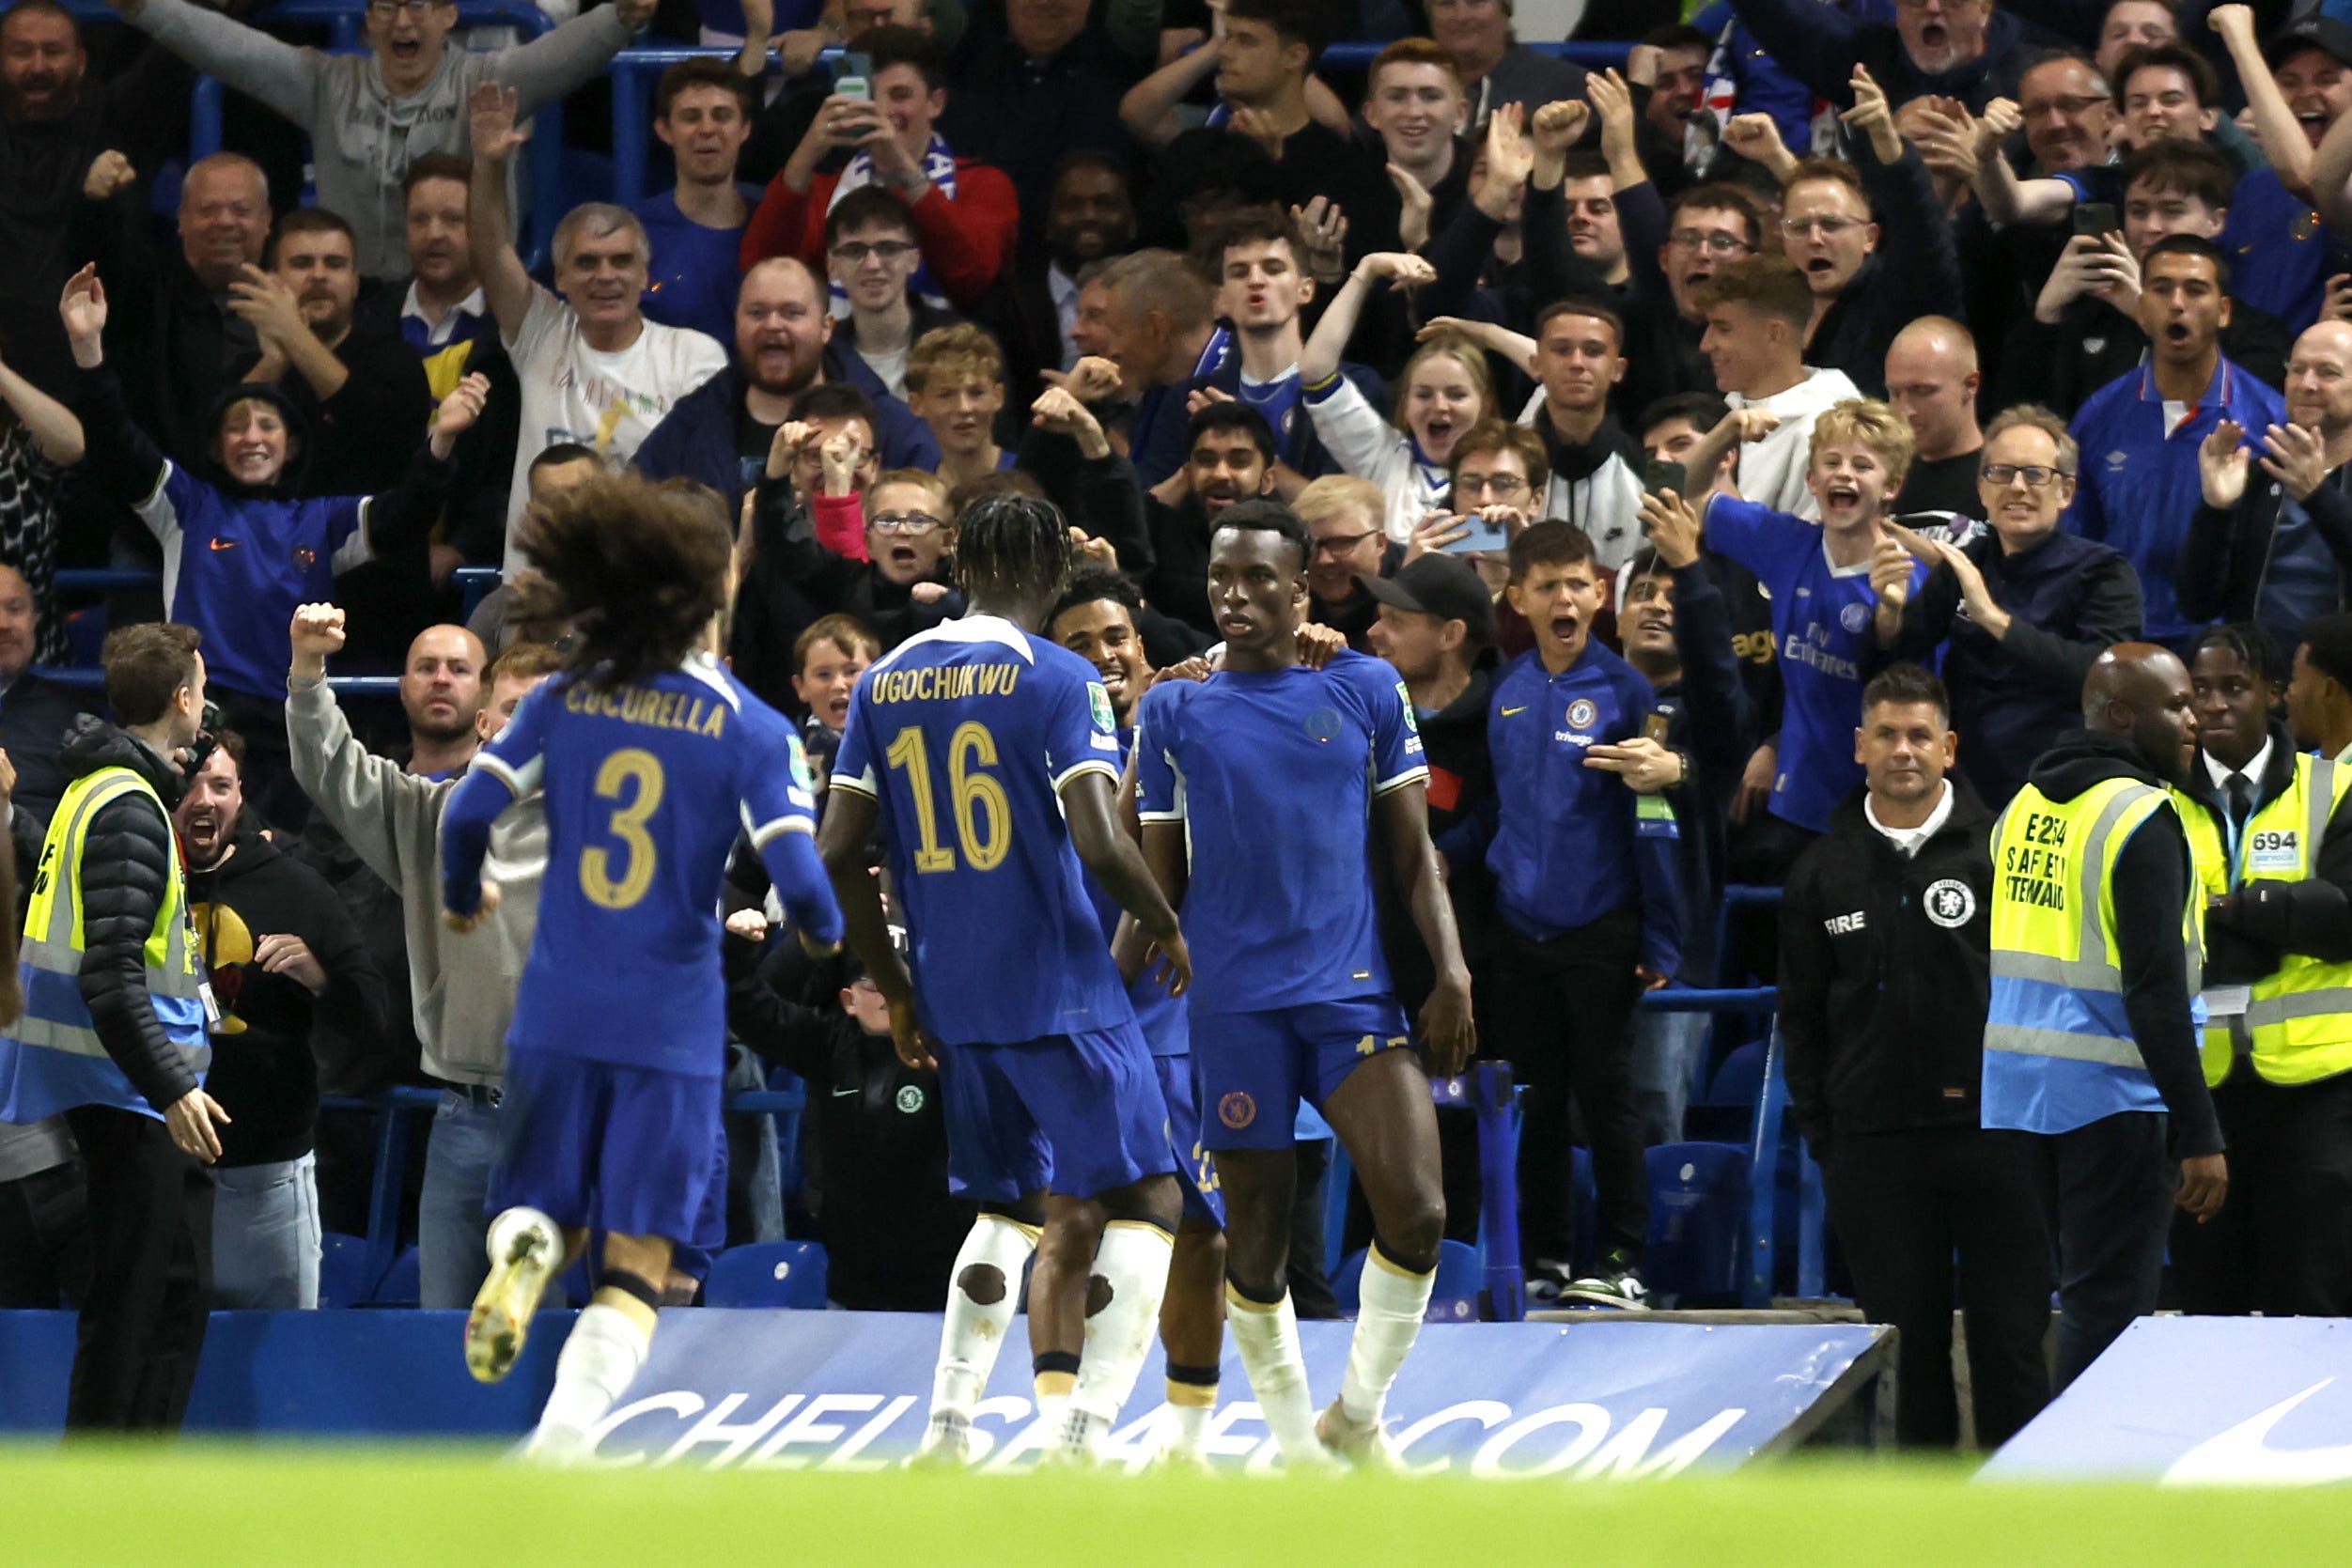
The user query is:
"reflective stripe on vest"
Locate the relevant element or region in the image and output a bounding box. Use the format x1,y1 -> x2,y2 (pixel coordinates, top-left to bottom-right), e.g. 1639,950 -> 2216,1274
10,767 -> 207,1069
2178,754 -> 2352,1086
1986,777 -> 2203,1072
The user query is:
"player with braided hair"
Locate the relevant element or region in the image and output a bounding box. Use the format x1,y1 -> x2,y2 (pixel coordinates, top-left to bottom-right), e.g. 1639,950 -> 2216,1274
437,472 -> 845,1462
819,491 -> 1192,1466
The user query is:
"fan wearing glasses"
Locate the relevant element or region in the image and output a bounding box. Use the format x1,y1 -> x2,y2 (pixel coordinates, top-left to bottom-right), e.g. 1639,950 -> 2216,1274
1867,404 -> 2143,808
100,0 -> 650,280
1770,65 -> 1963,399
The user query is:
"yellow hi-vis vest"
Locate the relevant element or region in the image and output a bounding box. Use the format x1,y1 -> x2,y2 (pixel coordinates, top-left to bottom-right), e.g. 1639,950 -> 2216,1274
1986,777 -> 2204,1079
0,766 -> 209,1124
2176,753 -> 2352,1087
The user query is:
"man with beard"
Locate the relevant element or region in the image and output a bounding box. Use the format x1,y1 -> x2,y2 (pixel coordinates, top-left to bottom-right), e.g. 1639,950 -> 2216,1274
177,729 -> 384,1310
1143,402 -> 1279,638
637,256 -> 936,513
0,0 -> 186,396
2066,236 -> 2285,646
982,151 -> 1136,411
244,209 -> 435,500
1985,644 -> 2226,1389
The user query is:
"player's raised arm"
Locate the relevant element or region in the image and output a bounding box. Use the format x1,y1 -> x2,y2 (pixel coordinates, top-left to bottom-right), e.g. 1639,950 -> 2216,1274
742,725 -> 845,957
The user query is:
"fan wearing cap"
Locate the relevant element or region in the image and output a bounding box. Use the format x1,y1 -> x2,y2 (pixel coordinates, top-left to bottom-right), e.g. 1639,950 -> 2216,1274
2213,8 -> 2352,335
720,916 -> 966,1312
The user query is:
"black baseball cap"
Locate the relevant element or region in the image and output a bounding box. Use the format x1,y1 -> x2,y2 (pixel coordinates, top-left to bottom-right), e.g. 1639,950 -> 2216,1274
1357,555 -> 1496,646
2266,16 -> 2352,71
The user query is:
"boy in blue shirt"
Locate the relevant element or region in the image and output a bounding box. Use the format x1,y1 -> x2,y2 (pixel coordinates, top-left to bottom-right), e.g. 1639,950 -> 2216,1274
1134,499 -> 1474,1468
1471,520 -> 1686,1309
1683,395 -> 1931,862
438,474 -> 845,1463
818,494 -> 1191,1465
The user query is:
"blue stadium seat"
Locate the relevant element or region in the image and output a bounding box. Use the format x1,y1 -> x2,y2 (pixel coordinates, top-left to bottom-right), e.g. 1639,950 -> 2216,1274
1643,1142 -> 1752,1302
370,1245 -> 422,1308
1686,1039 -> 1768,1142
1331,1239 -> 1484,1321
318,1233 -> 379,1310
703,1241 -> 830,1309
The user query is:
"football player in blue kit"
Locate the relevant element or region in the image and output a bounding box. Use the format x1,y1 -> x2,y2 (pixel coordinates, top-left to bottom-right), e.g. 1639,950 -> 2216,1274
438,474 -> 846,1463
818,494 -> 1192,1466
1049,568 -> 1230,1467
1132,499 -> 1477,1468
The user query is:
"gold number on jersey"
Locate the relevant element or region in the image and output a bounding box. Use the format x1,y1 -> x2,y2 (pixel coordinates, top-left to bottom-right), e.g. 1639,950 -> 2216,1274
885,721 -> 1010,873
581,747 -> 665,908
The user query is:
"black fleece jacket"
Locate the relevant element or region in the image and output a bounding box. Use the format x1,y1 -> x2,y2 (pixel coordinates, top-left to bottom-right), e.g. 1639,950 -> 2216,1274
2018,729 -> 2225,1158
1781,779 -> 1996,1152
58,716 -> 198,1113
186,816 -> 387,1166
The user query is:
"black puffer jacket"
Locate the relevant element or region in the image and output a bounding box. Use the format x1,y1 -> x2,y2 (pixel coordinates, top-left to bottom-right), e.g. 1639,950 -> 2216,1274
59,715 -> 198,1113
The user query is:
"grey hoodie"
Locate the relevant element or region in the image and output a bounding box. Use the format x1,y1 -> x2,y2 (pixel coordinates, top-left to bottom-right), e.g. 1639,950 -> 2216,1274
285,678 -> 544,1086
129,0 -> 632,277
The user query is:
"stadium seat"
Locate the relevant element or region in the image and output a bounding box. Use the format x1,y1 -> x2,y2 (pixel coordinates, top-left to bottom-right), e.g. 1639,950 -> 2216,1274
1332,1239 -> 1484,1322
369,1245 -> 423,1309
703,1241 -> 831,1309
1687,1039 -> 1768,1142
1643,1142 -> 1752,1302
317,1233 -> 379,1310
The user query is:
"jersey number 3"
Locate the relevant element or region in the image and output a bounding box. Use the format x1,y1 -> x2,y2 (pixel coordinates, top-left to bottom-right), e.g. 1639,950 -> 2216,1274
885,722 -> 1009,874
582,747 -> 665,908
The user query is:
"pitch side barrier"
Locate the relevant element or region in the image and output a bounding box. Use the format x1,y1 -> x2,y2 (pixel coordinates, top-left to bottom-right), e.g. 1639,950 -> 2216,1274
0,1306 -> 1890,1470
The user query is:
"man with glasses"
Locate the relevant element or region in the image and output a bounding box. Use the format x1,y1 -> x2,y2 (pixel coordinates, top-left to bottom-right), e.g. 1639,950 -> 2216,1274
1296,475 -> 1403,651
1780,71 -> 1963,397
97,0 -> 651,280
1596,183 -> 1761,424
1871,405 -> 2143,808
821,187 -> 961,404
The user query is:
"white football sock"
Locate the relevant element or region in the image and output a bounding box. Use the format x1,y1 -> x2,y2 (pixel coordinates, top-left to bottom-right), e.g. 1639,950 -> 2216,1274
1223,1284 -> 1322,1461
1069,1221 -> 1176,1426
531,1302 -> 650,1453
932,1213 -> 1038,1417
1338,1245 -> 1434,1426
1160,1395 -> 1215,1458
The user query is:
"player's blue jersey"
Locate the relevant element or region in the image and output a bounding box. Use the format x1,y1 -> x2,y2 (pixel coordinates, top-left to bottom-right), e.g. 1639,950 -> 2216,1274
1135,649 -> 1427,1016
833,615 -> 1134,1048
441,652 -> 842,1078
1086,726 -> 1188,1058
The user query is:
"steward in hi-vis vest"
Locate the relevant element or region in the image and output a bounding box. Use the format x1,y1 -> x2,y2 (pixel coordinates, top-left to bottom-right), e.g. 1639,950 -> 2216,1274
1984,643 -> 2225,1392
2169,625 -> 2352,1318
0,624 -> 226,1433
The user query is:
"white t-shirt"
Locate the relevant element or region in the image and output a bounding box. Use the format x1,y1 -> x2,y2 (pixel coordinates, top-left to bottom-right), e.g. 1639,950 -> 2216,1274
1727,366 -> 1863,521
502,287 -> 728,565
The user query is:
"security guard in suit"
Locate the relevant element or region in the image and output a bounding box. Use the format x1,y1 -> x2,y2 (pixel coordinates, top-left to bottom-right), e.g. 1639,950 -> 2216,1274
1985,643 -> 2227,1390
2171,625 -> 2352,1317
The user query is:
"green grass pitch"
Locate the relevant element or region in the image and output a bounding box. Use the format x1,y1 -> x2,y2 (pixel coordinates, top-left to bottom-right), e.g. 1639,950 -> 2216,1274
6,1447 -> 2351,1566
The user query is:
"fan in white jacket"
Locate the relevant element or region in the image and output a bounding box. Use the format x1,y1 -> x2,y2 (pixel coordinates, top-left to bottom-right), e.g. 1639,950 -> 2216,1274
1299,252 -> 1498,540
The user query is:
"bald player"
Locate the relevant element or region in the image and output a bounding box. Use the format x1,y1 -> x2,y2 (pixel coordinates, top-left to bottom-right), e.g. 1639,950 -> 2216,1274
2180,319 -> 2352,655
1984,644 -> 2227,1389
1885,318 -> 1986,531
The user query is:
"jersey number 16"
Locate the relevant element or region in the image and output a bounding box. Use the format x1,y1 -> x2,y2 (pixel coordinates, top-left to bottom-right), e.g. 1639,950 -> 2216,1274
885,722 -> 1010,874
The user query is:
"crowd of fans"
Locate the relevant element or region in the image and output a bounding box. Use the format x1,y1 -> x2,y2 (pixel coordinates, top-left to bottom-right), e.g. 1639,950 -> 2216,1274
6,0 -> 2352,1449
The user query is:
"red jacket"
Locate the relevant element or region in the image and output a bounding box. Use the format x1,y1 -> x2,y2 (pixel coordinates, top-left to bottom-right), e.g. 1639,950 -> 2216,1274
740,160 -> 1020,310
